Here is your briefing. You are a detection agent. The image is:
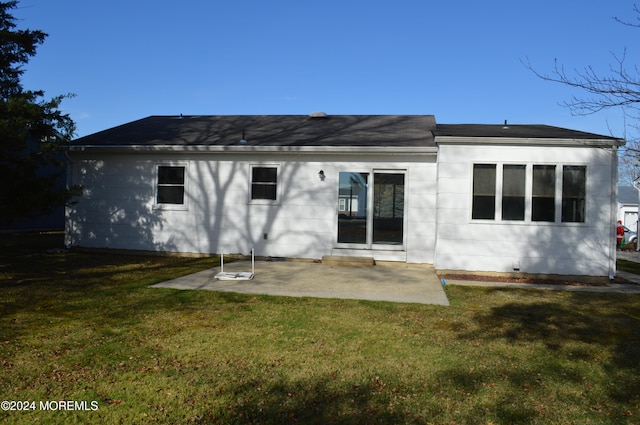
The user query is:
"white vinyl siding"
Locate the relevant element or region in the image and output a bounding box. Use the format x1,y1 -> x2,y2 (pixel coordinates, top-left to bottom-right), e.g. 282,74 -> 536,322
436,144 -> 615,278
66,153 -> 438,264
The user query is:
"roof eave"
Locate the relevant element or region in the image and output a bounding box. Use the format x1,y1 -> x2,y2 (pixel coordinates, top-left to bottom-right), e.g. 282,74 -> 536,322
434,136 -> 626,147
66,144 -> 439,155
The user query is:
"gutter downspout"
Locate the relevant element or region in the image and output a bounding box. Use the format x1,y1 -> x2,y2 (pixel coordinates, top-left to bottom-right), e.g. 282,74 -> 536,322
633,176 -> 640,251
610,146 -> 619,280
433,143 -> 440,270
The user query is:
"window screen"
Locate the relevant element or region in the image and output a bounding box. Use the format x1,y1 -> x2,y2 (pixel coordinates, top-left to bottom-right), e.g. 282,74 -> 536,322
532,165 -> 556,222
562,166 -> 586,222
157,166 -> 185,204
502,165 -> 525,220
472,164 -> 496,220
251,166 -> 278,200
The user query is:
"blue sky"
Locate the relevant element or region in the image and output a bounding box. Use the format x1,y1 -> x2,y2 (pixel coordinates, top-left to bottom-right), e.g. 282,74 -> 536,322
15,0 -> 640,138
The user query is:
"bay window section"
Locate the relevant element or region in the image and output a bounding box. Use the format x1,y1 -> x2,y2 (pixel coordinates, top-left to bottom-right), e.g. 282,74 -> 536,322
501,165 -> 525,220
532,165 -> 556,222
472,164 -> 496,220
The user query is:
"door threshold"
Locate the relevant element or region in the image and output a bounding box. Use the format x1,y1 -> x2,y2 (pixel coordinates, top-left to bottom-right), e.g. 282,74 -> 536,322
322,255 -> 375,266
331,248 -> 407,262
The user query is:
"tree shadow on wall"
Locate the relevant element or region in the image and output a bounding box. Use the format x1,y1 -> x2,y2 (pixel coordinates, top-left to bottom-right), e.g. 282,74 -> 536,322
156,118 -> 331,258
69,115 -> 429,258
66,159 -> 174,252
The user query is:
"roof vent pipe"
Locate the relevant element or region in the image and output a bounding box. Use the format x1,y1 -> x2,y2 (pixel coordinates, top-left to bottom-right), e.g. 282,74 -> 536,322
502,119 -> 509,129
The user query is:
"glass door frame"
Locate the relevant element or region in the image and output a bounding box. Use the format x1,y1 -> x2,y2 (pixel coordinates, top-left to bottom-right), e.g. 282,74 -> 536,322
335,169 -> 407,251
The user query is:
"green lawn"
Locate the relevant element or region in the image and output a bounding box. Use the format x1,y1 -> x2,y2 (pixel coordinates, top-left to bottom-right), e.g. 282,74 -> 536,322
618,258 -> 640,275
1,232 -> 639,424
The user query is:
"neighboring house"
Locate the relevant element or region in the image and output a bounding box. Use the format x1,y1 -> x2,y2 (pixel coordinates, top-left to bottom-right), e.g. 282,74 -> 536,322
337,189 -> 359,216
65,114 -> 624,281
618,185 -> 638,232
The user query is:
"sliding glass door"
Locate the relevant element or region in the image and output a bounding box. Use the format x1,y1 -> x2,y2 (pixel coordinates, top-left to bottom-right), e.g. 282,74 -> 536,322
337,171 -> 405,248
337,172 -> 368,244
373,172 -> 404,244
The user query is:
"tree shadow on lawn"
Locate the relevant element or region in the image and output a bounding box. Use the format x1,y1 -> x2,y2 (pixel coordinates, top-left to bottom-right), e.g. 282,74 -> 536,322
215,375 -> 428,425
449,288 -> 640,417
0,250 -> 217,344
0,284 -> 205,344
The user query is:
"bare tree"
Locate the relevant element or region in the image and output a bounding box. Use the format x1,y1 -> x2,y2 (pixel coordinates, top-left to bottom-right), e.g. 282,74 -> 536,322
524,5 -> 640,184
523,51 -> 640,118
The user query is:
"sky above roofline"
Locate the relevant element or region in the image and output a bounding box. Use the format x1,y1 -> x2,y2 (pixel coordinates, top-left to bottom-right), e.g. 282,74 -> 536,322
15,1 -> 640,140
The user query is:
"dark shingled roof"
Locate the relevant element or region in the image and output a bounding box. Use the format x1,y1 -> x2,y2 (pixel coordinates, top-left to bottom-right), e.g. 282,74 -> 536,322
619,186 -> 638,205
434,123 -> 622,141
72,115 -> 624,149
72,115 -> 437,147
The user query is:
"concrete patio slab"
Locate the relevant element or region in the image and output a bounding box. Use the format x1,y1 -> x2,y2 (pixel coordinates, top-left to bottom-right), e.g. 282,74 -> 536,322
151,260 -> 450,306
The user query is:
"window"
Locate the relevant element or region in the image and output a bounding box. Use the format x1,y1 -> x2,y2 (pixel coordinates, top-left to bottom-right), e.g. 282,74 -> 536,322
532,165 -> 556,222
502,165 -> 525,220
156,165 -> 185,205
472,164 -> 496,219
338,197 -> 358,213
251,166 -> 278,201
471,163 -> 587,223
562,166 -> 586,223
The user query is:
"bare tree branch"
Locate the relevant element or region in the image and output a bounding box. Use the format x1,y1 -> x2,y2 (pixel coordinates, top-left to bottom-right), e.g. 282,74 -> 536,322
522,51 -> 640,116
525,5 -> 640,184
614,3 -> 640,27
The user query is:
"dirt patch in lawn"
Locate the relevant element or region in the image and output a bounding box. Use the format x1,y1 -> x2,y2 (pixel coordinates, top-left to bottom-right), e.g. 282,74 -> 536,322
438,273 -> 628,287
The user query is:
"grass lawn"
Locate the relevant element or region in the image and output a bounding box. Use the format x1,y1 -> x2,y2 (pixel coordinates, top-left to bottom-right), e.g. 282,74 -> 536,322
617,258 -> 640,275
1,233 -> 639,424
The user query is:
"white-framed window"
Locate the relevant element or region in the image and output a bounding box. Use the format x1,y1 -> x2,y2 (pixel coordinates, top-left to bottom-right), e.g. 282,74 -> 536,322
338,197 -> 359,214
501,164 -> 526,221
471,164 -> 496,220
249,164 -> 280,204
561,165 -> 586,223
471,163 -> 586,223
155,163 -> 187,209
532,165 -> 556,222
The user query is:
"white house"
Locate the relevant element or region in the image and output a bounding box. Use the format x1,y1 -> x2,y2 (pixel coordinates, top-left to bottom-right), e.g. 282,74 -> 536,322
618,185 -> 638,232
65,114 -> 624,282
